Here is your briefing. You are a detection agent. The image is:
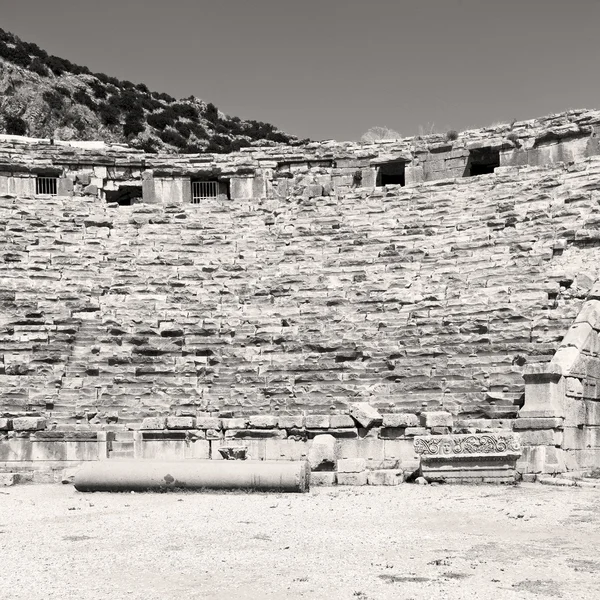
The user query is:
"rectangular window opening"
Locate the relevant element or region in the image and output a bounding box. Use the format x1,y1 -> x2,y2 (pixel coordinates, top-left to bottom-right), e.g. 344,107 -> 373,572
466,148 -> 500,177
376,161 -> 406,187
105,185 -> 143,206
191,179 -> 229,203
36,176 -> 58,196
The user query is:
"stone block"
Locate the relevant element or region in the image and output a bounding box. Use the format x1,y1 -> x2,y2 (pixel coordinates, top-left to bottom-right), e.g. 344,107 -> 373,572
166,417 -> 195,430
310,472 -> 337,486
183,439 -> 211,459
367,470 -> 402,486
337,458 -> 367,473
140,417 -> 166,430
0,418 -> 12,431
264,439 -> 308,461
513,418 -> 563,430
383,439 -> 420,471
518,429 -> 562,446
196,417 -> 222,430
278,415 -> 304,428
221,418 -> 247,430
248,415 -> 278,429
224,429 -> 286,439
349,402 -> 383,428
308,434 -> 336,470
404,427 -> 428,437
382,413 -> 419,427
12,417 -> 46,431
421,411 -> 453,428
337,472 -> 368,486
305,415 -> 330,429
329,415 -> 355,428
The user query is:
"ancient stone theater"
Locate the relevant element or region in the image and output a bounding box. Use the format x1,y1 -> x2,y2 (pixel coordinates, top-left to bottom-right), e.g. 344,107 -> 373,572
2,108 -> 600,485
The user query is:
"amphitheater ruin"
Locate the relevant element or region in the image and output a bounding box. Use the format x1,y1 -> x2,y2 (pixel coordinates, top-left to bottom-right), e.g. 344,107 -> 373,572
2,108 -> 600,487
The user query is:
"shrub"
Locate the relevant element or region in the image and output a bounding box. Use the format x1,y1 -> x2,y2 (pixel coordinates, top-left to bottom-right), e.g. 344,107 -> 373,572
136,82 -> 150,94
203,102 -> 219,124
5,115 -> 27,136
29,57 -> 49,76
266,131 -> 289,143
0,40 -> 31,67
110,89 -> 142,113
99,103 -> 120,126
123,115 -> 145,138
506,132 -> 519,143
22,41 -> 47,59
174,121 -> 192,138
446,129 -> 459,141
133,136 -> 159,153
44,55 -> 69,76
55,85 -> 71,98
141,95 -> 162,112
360,126 -> 401,142
159,128 -> 187,149
152,91 -> 175,103
189,122 -> 209,139
147,108 -> 177,131
73,89 -> 95,110
172,103 -> 198,121
89,80 -> 107,99
43,90 -> 64,111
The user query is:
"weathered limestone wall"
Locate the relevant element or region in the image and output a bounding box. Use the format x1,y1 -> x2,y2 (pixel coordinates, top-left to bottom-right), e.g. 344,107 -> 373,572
3,109 -> 600,478
2,158 -> 600,428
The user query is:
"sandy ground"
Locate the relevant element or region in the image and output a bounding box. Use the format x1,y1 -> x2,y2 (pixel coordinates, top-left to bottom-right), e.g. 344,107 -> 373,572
0,482 -> 599,600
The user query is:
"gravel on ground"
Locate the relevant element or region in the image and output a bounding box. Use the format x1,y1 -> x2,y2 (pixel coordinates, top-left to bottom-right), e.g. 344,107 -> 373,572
1,482 -> 599,600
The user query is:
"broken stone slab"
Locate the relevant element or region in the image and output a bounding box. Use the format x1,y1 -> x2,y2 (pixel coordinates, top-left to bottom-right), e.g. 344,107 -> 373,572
382,413 -> 419,428
310,472 -> 337,486
218,446 -> 248,460
248,415 -> 278,429
278,415 -> 305,429
12,417 -> 46,431
0,418 -> 12,430
414,432 -> 521,484
308,434 -> 336,471
329,415 -> 355,428
305,415 -> 330,429
367,470 -> 402,486
140,417 -> 166,430
513,417 -> 564,430
0,473 -> 18,486
166,417 -> 195,430
421,411 -> 453,428
337,472 -> 368,486
349,402 -> 383,428
336,458 -> 367,473
196,417 -> 222,430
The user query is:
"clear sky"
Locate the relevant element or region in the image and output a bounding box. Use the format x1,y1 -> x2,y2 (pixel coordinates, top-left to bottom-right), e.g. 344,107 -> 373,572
3,0 -> 600,141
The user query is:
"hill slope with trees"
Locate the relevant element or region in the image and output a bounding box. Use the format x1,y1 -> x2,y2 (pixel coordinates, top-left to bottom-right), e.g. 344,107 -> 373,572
0,28 -> 301,153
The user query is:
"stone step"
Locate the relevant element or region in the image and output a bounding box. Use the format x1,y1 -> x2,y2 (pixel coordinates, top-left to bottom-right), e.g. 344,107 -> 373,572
109,450 -> 134,459
111,441 -> 134,452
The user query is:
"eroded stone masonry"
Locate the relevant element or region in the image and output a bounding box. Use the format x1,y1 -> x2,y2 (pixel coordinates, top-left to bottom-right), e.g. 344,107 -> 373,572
2,109 -> 600,484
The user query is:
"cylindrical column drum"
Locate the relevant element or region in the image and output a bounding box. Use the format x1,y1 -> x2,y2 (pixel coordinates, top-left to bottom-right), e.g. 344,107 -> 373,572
74,460 -> 310,493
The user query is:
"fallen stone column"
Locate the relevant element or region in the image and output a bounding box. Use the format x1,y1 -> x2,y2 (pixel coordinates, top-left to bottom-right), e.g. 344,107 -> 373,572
74,460 -> 310,493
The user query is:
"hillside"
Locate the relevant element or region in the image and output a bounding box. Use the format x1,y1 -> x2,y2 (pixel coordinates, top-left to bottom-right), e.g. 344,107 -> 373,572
0,28 -> 300,153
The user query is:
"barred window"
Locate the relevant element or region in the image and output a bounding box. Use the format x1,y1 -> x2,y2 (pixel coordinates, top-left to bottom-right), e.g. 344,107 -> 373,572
36,177 -> 58,196
191,180 -> 219,204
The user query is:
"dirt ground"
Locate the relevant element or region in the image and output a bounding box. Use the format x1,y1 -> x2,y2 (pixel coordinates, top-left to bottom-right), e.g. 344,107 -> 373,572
1,482 -> 599,600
